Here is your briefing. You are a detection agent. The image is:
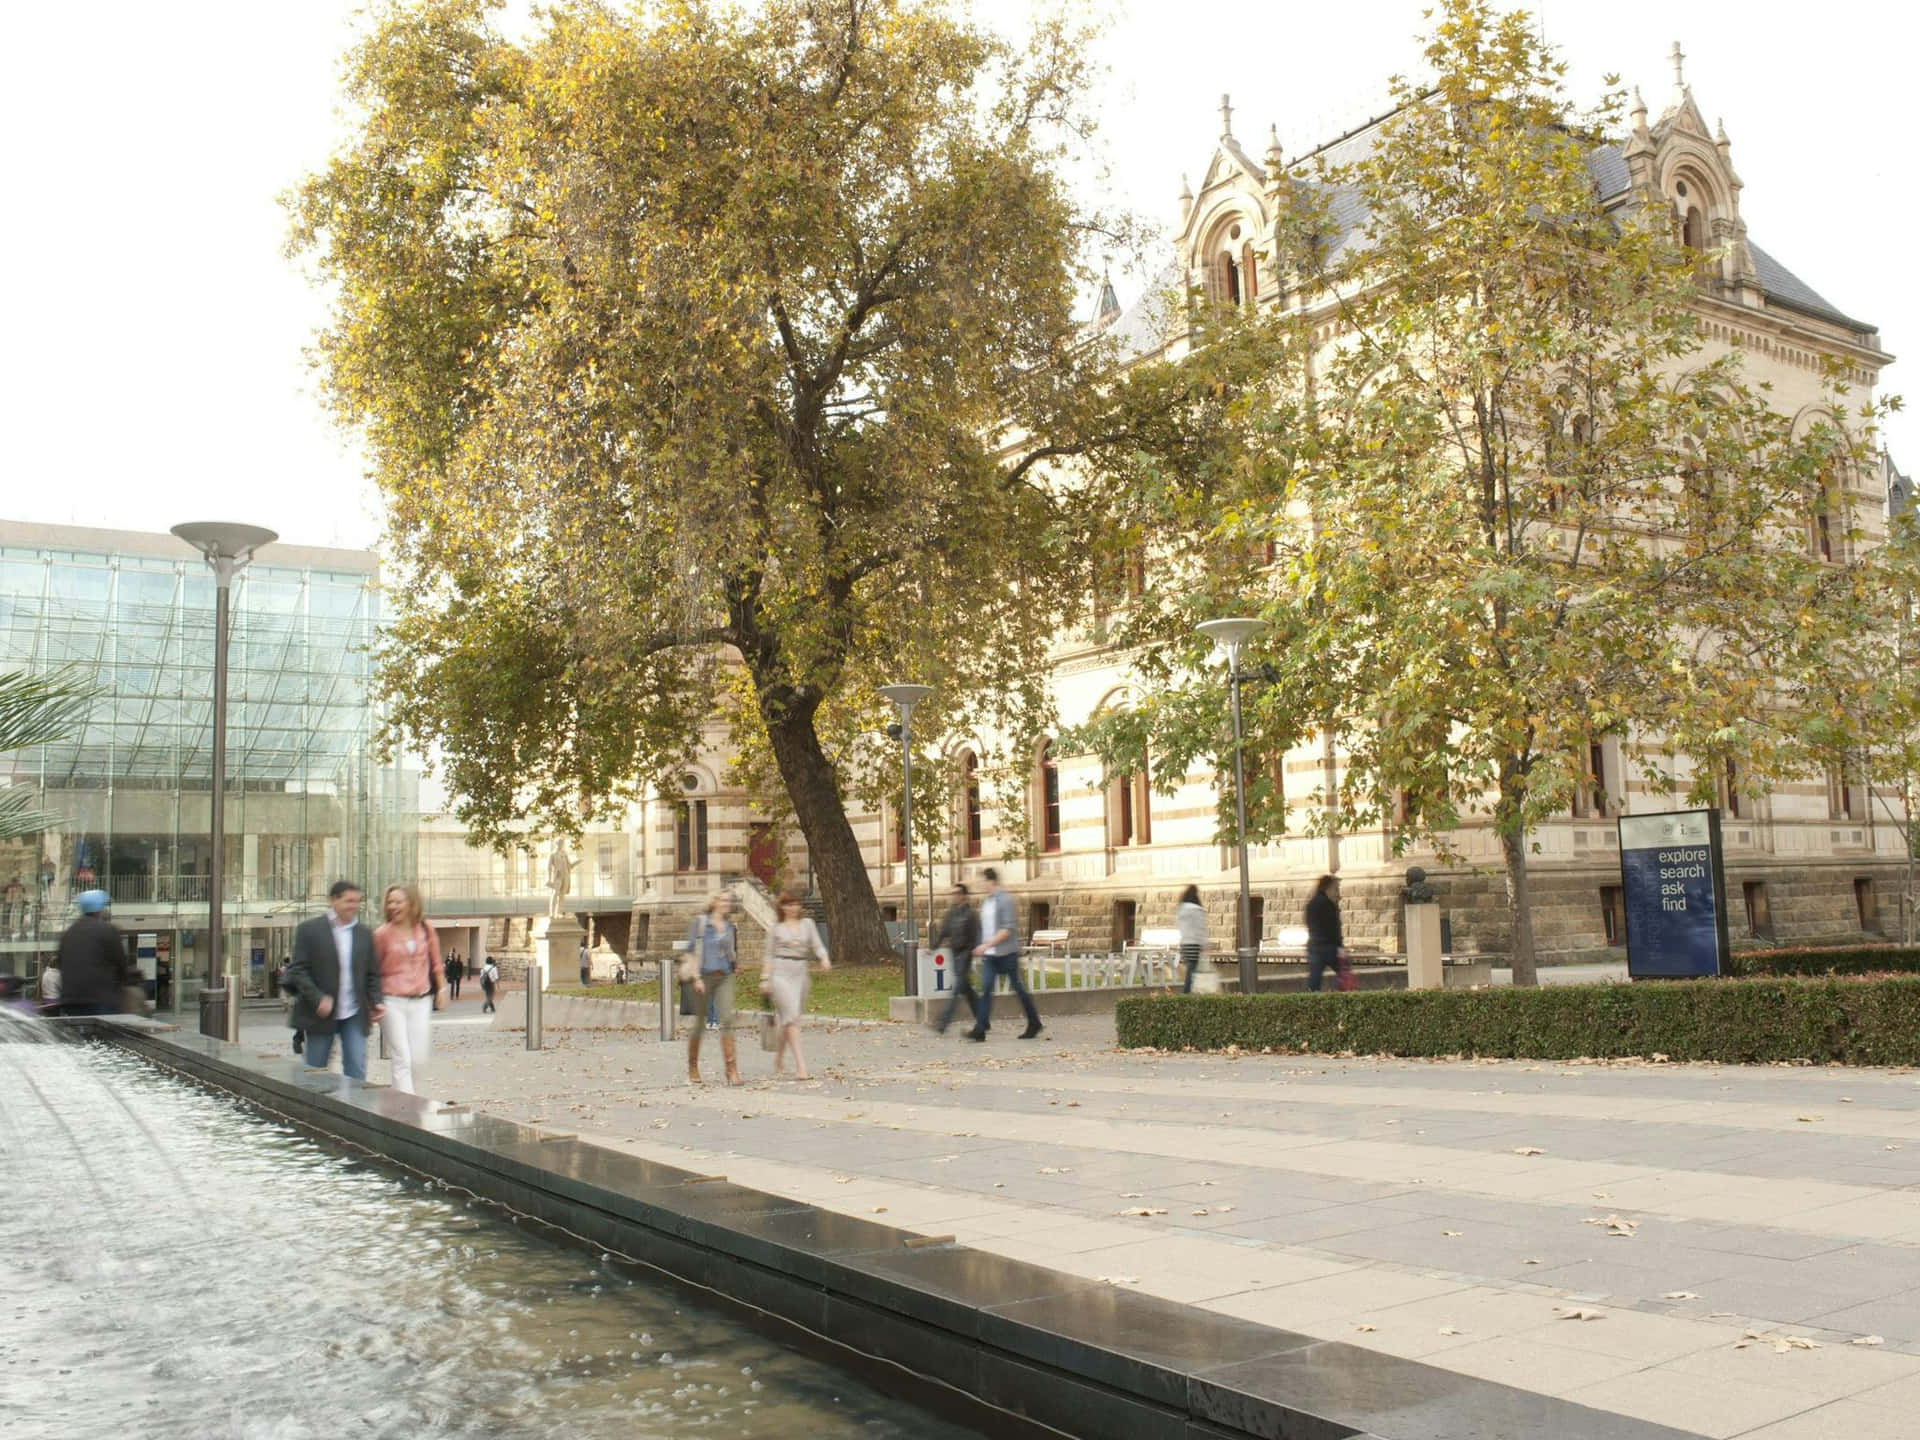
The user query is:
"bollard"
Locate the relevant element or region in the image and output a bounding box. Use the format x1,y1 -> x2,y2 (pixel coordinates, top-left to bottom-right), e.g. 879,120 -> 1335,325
223,974 -> 242,1045
525,962 -> 543,1051
658,957 -> 674,1041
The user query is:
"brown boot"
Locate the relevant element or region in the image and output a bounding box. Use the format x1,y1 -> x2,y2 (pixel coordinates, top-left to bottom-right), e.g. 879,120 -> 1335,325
722,1033 -> 743,1087
687,1024 -> 704,1085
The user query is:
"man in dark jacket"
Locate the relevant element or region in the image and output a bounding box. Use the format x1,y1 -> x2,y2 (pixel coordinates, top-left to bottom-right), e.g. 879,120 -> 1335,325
284,880 -> 383,1079
933,884 -> 982,1034
52,889 -> 130,1015
1304,874 -> 1345,992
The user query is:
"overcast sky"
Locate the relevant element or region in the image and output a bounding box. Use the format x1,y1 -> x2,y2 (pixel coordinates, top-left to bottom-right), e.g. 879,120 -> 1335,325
3,0 -> 1908,551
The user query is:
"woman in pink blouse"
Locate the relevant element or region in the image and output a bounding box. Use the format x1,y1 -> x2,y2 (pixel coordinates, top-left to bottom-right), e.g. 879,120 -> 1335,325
374,882 -> 445,1095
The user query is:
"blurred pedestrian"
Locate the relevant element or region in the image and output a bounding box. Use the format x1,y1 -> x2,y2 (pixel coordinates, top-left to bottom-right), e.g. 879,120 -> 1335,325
285,881 -> 383,1080
579,938 -> 591,988
763,889 -> 830,1080
480,958 -> 498,1013
374,882 -> 445,1095
969,869 -> 1040,1042
38,954 -> 62,1009
1176,884 -> 1208,993
1305,874 -> 1345,993
51,889 -> 129,1016
446,951 -> 464,1000
932,883 -> 980,1034
685,893 -> 740,1086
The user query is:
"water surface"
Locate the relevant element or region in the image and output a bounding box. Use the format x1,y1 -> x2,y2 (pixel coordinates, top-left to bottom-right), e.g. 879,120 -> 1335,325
0,1032 -> 974,1439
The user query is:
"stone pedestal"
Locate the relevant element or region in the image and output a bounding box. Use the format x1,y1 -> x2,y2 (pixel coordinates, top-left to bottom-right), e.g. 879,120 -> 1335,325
1406,903 -> 1444,990
537,916 -> 584,989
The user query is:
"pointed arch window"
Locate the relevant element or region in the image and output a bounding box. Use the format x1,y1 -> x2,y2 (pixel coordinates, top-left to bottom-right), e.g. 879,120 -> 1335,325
1037,741 -> 1062,852
962,750 -> 983,858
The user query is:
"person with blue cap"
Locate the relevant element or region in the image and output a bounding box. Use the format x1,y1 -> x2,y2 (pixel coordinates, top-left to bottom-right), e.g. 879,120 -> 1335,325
51,889 -> 131,1016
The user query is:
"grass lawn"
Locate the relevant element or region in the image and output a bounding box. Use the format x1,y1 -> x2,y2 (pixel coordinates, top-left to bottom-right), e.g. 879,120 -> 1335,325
551,962 -> 902,1021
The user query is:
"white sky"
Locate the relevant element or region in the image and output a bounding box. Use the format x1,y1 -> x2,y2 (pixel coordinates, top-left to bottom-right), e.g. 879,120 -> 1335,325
2,0 -> 1909,551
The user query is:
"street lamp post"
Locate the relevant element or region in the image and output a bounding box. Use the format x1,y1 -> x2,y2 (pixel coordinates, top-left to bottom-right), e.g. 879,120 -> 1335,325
1197,618 -> 1270,996
173,522 -> 278,1040
878,684 -> 933,997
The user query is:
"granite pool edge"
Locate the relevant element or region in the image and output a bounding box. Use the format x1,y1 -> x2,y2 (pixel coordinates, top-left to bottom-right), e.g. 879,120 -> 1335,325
89,1018 -> 1701,1440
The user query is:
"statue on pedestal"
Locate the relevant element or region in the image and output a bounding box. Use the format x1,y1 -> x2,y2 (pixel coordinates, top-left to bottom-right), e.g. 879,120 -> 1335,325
546,842 -> 573,919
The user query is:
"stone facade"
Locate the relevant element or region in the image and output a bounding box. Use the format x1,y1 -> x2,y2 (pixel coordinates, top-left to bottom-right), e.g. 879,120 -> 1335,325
615,57 -> 1902,965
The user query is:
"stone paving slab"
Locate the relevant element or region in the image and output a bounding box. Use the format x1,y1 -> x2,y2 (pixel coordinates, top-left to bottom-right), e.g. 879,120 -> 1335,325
239,1000 -> 1920,1436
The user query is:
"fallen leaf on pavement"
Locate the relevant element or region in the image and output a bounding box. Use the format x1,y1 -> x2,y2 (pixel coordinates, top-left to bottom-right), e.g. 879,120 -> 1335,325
1512,1147 -> 1545,1156
1662,1291 -> 1701,1301
1437,1327 -> 1463,1336
871,1207 -> 887,1214
1442,1230 -> 1462,1237
1119,1207 -> 1168,1217
1097,1275 -> 1140,1286
1355,1323 -> 1377,1332
1556,1307 -> 1605,1321
1796,1116 -> 1821,1123
1851,1336 -> 1885,1346
1192,1208 -> 1210,1216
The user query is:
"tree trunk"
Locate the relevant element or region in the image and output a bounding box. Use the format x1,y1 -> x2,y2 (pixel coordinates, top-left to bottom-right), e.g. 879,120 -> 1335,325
762,699 -> 894,965
1498,822 -> 1540,987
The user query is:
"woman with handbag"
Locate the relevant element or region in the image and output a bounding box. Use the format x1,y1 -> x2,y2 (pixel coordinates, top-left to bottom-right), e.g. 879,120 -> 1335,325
1175,884 -> 1209,993
374,882 -> 446,1095
763,890 -> 831,1081
684,893 -> 741,1086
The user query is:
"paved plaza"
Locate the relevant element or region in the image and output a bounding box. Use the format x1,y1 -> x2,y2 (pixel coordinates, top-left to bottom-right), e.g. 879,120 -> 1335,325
242,996 -> 1920,1438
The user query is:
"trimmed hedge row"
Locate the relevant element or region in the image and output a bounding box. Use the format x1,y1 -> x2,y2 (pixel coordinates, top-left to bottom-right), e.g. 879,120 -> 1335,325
1115,975 -> 1920,1065
1728,945 -> 1920,978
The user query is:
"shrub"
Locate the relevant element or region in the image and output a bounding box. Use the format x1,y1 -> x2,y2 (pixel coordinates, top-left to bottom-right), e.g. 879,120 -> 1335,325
1114,975 -> 1920,1065
1727,945 -> 1920,978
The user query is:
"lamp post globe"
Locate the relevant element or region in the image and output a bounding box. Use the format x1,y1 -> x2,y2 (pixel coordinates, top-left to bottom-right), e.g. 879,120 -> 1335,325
172,521 -> 278,1037
1196,617 -> 1269,995
878,685 -> 933,995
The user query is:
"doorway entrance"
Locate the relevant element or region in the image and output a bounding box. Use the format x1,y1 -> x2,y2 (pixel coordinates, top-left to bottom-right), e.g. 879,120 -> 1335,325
748,824 -> 778,887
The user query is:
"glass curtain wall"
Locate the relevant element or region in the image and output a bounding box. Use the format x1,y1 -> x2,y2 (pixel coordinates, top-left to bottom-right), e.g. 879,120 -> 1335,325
0,526 -> 417,1006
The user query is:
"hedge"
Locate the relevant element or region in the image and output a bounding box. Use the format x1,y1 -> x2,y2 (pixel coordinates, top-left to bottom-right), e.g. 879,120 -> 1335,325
1727,945 -> 1920,978
1114,975 -> 1920,1065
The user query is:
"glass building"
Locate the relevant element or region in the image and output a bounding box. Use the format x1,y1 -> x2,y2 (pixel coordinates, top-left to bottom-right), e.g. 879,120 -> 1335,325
0,520 -> 417,1009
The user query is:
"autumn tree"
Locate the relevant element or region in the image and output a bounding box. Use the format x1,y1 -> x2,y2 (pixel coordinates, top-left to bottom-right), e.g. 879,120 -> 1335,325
291,0 -> 1214,960
1081,0 -> 1886,982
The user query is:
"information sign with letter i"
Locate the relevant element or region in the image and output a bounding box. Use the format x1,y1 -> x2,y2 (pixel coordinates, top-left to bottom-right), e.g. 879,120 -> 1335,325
1616,809 -> 1730,979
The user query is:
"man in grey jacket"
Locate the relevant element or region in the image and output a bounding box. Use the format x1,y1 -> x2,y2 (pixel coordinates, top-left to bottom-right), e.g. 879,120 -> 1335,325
969,868 -> 1042,1041
284,880 -> 383,1079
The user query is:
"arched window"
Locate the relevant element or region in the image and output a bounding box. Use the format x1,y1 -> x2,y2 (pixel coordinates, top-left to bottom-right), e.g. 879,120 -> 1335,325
962,750 -> 983,858
1681,207 -> 1706,252
1107,751 -> 1152,847
1220,252 -> 1241,306
1241,242 -> 1259,303
1037,741 -> 1062,852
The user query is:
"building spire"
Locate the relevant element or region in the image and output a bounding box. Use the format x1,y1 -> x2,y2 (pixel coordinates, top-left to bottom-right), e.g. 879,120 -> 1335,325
1096,266 -> 1121,324
1265,123 -> 1284,176
1669,40 -> 1687,91
1220,93 -> 1234,140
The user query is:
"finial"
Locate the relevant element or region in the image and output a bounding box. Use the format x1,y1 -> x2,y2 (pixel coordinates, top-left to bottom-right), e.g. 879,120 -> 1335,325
1178,173 -> 1193,201
1096,265 -> 1121,323
1265,123 -> 1283,172
1715,117 -> 1730,146
1669,40 -> 1686,90
1220,93 -> 1234,139
1631,86 -> 1647,123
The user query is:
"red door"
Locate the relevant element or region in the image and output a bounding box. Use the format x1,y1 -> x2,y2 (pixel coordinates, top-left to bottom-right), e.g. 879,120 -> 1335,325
748,824 -> 777,887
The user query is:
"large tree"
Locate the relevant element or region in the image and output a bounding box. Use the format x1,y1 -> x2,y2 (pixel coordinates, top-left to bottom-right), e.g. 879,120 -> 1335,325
291,0 -> 1210,959
1081,0 -> 1885,982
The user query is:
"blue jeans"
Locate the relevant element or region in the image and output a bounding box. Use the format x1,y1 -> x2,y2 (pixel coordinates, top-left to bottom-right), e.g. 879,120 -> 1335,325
303,1013 -> 370,1079
974,952 -> 1039,1033
1307,944 -> 1338,993
937,955 -> 979,1032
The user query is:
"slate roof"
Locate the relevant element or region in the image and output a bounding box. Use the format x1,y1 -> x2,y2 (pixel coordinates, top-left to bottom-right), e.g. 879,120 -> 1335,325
1095,124 -> 1875,355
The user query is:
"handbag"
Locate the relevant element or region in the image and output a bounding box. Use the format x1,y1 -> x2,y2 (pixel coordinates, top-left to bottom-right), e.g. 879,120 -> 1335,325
1335,956 -> 1357,993
759,1009 -> 780,1052
675,953 -> 699,984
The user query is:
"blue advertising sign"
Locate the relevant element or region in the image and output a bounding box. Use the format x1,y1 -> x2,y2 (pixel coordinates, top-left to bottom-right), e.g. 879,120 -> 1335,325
1617,810 -> 1729,979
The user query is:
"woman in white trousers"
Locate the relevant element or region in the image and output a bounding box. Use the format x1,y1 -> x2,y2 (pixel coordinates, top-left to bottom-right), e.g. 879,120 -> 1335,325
373,882 -> 445,1094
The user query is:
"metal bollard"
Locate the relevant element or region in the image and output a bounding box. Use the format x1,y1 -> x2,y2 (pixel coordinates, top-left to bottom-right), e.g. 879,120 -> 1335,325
223,974 -> 242,1044
658,957 -> 674,1041
525,962 -> 543,1051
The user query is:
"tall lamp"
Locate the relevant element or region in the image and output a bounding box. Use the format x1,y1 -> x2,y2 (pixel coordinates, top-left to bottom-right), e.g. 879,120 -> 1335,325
878,683 -> 932,996
173,521 -> 277,1039
1197,617 -> 1269,995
